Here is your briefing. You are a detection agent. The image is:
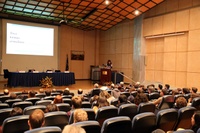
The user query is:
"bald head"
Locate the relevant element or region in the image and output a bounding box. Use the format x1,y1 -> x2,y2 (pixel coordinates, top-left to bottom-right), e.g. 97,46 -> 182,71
78,89 -> 83,94
4,89 -> 9,95
28,109 -> 45,130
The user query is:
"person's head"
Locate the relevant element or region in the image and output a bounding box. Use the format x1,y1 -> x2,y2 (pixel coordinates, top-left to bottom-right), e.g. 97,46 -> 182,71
111,83 -> 114,88
129,87 -> 135,93
191,111 -> 200,133
39,89 -> 44,93
72,96 -> 82,109
134,93 -> 149,105
165,84 -> 170,90
45,104 -> 59,113
137,89 -> 144,94
118,94 -> 127,104
99,90 -> 111,99
182,88 -> 190,95
90,95 -> 99,104
28,109 -> 45,130
9,107 -> 23,117
28,90 -> 35,98
107,60 -> 112,65
22,90 -> 28,94
120,82 -> 124,87
97,97 -> 109,108
63,90 -> 70,95
148,86 -> 155,94
78,95 -> 85,101
190,93 -> 200,102
4,89 -> 9,95
160,89 -> 168,96
45,89 -> 51,96
139,85 -> 144,90
191,87 -> 198,93
176,97 -> 187,109
62,125 -> 86,133
158,84 -> 163,90
52,88 -> 56,92
172,89 -> 179,97
78,89 -> 83,94
74,109 -> 88,123
10,93 -> 17,99
94,83 -> 99,88
135,82 -> 140,85
53,95 -> 63,104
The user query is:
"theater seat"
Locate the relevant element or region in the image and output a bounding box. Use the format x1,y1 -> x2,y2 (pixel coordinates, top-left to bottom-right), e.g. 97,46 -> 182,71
36,93 -> 46,99
23,105 -> 46,115
24,126 -> 62,133
191,97 -> 200,110
5,99 -> 22,107
69,108 -> 95,124
63,98 -> 72,106
110,99 -> 118,106
0,95 -> 10,103
12,101 -> 33,110
149,93 -> 160,101
43,111 -> 69,130
101,116 -> 132,133
137,102 -> 155,113
95,106 -> 118,127
157,95 -> 174,110
174,107 -> 197,130
81,101 -> 91,108
157,108 -> 178,132
0,103 -> 9,109
173,129 -> 194,133
51,92 -> 60,96
118,104 -> 138,120
1,115 -> 29,133
35,100 -> 52,106
25,97 -> 40,105
131,91 -> 137,97
174,94 -> 184,102
43,96 -> 55,101
120,92 -> 130,98
132,112 -> 157,133
72,121 -> 101,133
62,95 -> 72,99
0,108 -> 13,126
91,88 -> 101,96
91,101 -> 98,108
56,103 -> 71,113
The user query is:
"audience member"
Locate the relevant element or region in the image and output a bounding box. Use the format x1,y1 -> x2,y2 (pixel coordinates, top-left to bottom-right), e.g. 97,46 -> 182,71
139,85 -> 145,91
45,104 -> 59,113
39,89 -> 44,93
94,83 -> 99,88
64,88 -> 75,96
90,95 -> 99,104
174,97 -> 187,111
110,83 -> 115,90
153,89 -> 168,106
165,84 -> 170,91
3,89 -> 9,95
73,109 -> 88,123
99,90 -> 115,103
93,97 -> 109,114
78,89 -> 83,95
17,90 -> 28,101
9,107 -> 23,117
53,95 -> 63,104
78,95 -> 85,101
62,125 -> 86,133
63,89 -> 70,95
129,87 -> 135,93
172,89 -> 179,97
148,86 -> 155,94
134,93 -> 149,106
158,84 -> 163,91
52,88 -> 57,93
191,111 -> 200,133
111,88 -> 121,99
45,89 -> 51,96
67,96 -> 82,118
10,93 -> 17,99
191,87 -> 198,94
116,94 -> 128,108
28,90 -> 36,98
28,109 -> 45,130
182,88 -> 190,96
188,93 -> 200,106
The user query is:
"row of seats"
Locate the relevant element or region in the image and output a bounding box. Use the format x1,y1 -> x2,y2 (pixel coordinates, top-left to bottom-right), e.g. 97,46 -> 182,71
0,106 -> 197,133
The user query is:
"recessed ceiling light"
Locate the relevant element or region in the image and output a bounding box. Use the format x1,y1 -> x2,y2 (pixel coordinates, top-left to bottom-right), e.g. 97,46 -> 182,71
135,10 -> 139,15
105,0 -> 109,5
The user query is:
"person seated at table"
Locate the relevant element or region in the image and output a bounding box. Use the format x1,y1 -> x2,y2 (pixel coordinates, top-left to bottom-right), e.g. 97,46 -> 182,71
17,90 -> 28,101
53,95 -> 63,104
73,109 -> 88,123
45,104 -> 59,113
28,109 -> 45,130
3,89 -> 9,95
134,93 -> 149,107
39,89 -> 44,94
28,90 -> 36,98
67,96 -> 82,118
78,89 -> 83,95
93,97 -> 109,114
9,107 -> 23,117
45,89 -> 51,96
10,93 -> 17,99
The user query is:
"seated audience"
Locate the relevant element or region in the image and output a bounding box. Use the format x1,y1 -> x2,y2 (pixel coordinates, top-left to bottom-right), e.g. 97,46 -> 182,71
45,89 -> 51,96
157,84 -> 163,92
148,86 -> 155,94
191,111 -> 200,133
111,88 -> 121,99
73,109 -> 88,123
153,89 -> 168,106
188,93 -> 200,106
116,94 -> 128,108
165,84 -> 170,91
63,89 -> 70,95
99,90 -> 115,103
17,90 -> 28,101
28,109 -> 45,130
39,89 -> 44,94
191,87 -> 198,94
52,88 -> 57,93
28,90 -> 36,98
182,88 -> 190,96
62,125 -> 86,133
53,95 -> 63,104
9,107 -> 23,117
10,93 -> 17,99
94,83 -> 99,89
45,104 -> 59,113
174,97 -> 187,111
172,89 -> 179,97
78,89 -> 83,95
65,88 -> 74,96
78,95 -> 85,101
128,88 -> 143,103
134,93 -> 149,106
3,89 -> 9,95
93,97 -> 109,114
90,95 -> 99,104
67,96 -> 82,118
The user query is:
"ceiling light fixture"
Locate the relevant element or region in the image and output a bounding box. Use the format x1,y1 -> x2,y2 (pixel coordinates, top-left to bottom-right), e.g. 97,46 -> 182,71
105,0 -> 109,5
135,10 -> 139,15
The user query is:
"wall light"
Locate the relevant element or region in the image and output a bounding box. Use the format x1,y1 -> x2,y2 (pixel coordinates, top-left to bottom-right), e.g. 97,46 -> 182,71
145,32 -> 185,39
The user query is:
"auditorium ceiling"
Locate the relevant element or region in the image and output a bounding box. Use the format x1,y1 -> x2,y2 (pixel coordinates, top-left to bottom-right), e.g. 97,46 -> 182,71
0,0 -> 165,30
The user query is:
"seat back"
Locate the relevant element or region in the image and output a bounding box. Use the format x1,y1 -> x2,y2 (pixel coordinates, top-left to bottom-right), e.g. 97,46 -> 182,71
43,96 -> 55,101
12,101 -> 33,110
72,121 -> 101,133
0,103 -> 9,109
0,95 -> 10,103
36,93 -> 46,99
63,98 -> 72,106
157,109 -> 178,132
69,108 -> 95,124
118,104 -> 138,120
110,99 -> 118,106
43,111 -> 69,130
157,95 -> 174,110
131,91 -> 137,97
184,93 -> 192,102
25,97 -> 40,105
0,108 -> 13,126
5,99 -> 22,107
24,126 -> 62,133
81,101 -> 91,108
1,115 -> 29,133
174,94 -> 184,102
91,89 -> 101,96
149,93 -> 160,100
56,103 -> 71,112
62,95 -> 72,99
91,101 -> 98,108
23,105 -> 46,115
51,92 -> 60,96
173,129 -> 194,133
12,92 -> 22,96
132,112 -> 157,133
101,116 -> 131,133
191,97 -> 200,110
137,102 -> 155,113
95,106 -> 118,127
35,100 -> 52,106
120,92 -> 130,98
174,107 -> 197,130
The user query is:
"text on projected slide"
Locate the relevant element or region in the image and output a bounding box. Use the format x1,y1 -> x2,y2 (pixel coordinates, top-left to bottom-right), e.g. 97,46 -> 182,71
6,23 -> 54,56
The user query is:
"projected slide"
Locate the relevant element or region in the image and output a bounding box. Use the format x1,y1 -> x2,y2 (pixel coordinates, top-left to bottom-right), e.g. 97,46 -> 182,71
6,23 -> 54,56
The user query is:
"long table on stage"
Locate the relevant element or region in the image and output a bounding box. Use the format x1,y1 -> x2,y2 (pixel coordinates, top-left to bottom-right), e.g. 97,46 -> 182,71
7,72 -> 75,87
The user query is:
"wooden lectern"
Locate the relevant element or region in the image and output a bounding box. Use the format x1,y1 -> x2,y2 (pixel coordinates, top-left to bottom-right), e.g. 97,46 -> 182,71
100,69 -> 111,85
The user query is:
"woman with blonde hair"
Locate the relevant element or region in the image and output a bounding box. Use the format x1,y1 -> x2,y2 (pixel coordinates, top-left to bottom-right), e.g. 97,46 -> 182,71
99,90 -> 115,103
